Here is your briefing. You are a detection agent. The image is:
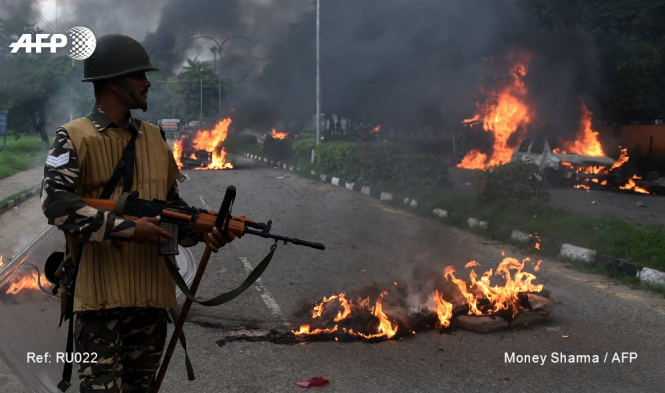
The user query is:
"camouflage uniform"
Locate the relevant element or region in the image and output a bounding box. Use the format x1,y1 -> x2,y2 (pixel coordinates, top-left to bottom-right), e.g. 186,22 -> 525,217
42,105 -> 195,392
75,308 -> 167,393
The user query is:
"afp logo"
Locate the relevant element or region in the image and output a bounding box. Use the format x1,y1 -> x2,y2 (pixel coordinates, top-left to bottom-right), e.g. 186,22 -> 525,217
9,26 -> 96,60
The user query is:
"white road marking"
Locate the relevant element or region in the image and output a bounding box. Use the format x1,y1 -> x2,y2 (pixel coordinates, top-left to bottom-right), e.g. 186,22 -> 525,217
182,173 -> 191,181
199,196 -> 211,210
238,256 -> 290,327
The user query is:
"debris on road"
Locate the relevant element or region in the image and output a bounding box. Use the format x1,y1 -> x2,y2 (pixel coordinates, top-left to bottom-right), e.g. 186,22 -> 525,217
296,376 -> 329,388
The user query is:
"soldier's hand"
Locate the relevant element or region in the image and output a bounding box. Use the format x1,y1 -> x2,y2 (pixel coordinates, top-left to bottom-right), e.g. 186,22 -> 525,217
204,227 -> 235,252
133,216 -> 174,244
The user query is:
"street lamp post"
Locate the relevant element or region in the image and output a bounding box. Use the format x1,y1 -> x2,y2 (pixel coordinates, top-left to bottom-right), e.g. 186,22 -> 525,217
316,0 -> 321,146
199,68 -> 203,123
191,34 -> 251,117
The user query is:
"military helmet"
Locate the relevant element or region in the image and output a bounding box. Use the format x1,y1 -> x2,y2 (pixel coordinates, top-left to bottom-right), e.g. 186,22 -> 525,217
82,34 -> 158,82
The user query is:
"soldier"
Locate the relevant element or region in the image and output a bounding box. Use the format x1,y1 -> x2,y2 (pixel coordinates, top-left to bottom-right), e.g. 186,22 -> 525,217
41,34 -> 233,392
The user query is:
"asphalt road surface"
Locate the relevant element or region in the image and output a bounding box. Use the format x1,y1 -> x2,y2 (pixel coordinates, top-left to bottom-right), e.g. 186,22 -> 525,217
1,155 -> 664,392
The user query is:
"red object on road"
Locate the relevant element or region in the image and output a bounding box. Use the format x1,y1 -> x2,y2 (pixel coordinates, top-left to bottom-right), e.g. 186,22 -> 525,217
296,376 -> 329,388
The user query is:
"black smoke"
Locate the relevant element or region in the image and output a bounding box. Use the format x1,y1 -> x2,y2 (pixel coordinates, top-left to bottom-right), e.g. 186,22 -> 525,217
17,0 -> 602,142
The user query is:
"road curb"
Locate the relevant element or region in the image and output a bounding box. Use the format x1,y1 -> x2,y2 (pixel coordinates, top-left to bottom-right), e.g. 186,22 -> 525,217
241,152 -> 665,288
0,185 -> 41,216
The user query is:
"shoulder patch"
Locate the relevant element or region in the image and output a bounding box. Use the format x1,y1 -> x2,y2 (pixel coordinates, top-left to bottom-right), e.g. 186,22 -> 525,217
46,152 -> 70,168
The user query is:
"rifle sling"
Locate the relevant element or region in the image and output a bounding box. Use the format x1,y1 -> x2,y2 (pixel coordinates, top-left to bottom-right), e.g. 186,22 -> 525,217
164,243 -> 277,307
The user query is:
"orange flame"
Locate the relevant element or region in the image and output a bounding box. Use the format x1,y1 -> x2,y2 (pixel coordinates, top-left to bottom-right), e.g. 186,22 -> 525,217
294,292 -> 399,339
529,232 -> 541,250
271,129 -> 288,140
458,53 -> 532,169
620,176 -> 650,194
446,257 -> 543,318
610,148 -> 629,171
433,289 -> 453,328
372,125 -> 382,134
0,254 -> 4,268
5,271 -> 46,295
560,103 -> 605,157
173,119 -> 233,170
295,255 -> 544,339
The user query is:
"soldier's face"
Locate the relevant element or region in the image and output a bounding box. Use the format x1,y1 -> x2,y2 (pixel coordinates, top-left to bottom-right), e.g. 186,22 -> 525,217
122,71 -> 152,111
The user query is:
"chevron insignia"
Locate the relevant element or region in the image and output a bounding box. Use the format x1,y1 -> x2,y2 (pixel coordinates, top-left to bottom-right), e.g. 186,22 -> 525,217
46,152 -> 70,168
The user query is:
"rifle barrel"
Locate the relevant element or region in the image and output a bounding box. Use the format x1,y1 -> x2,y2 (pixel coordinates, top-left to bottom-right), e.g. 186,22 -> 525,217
244,228 -> 325,250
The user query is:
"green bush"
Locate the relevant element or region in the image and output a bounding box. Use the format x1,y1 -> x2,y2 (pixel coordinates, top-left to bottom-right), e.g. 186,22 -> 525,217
478,161 -> 550,207
315,141 -> 449,189
224,133 -> 258,154
262,136 -> 295,161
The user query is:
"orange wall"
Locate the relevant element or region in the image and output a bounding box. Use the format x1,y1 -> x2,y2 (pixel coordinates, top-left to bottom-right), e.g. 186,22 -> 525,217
618,125 -> 665,153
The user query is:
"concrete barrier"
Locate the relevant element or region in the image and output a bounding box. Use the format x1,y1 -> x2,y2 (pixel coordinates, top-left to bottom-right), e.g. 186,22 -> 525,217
433,208 -> 448,218
560,244 -> 596,263
639,267 -> 665,286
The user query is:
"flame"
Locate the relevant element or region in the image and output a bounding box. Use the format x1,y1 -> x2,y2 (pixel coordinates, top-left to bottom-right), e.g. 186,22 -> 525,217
372,125 -> 382,134
173,137 -> 184,168
5,271 -> 46,295
295,255 -> 543,340
173,119 -> 233,170
294,292 -> 399,340
610,148 -> 629,171
559,103 -> 605,157
293,325 -> 338,335
434,289 -> 453,328
574,184 -> 590,190
271,129 -> 288,140
458,53 -> 532,169
446,257 -> 543,318
0,254 -> 4,268
357,291 -> 399,339
620,176 -> 650,194
529,232 -> 541,250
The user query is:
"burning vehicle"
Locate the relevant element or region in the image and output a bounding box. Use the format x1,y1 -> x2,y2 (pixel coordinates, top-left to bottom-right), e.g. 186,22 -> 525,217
173,118 -> 234,170
510,137 -> 616,186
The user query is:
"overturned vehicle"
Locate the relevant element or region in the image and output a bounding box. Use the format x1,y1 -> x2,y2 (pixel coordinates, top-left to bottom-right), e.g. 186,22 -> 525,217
510,137 -> 617,187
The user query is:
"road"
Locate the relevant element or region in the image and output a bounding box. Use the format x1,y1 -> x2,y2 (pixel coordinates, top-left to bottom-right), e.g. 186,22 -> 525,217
1,155 -> 664,392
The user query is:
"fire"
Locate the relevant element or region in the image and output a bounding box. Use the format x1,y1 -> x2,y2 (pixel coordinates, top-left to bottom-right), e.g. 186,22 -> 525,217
434,290 -> 453,328
529,233 -> 541,250
295,254 -> 543,340
270,129 -> 288,140
294,291 -> 399,340
372,125 -> 381,134
445,257 -> 543,318
560,103 -> 605,156
610,148 -> 629,171
0,253 -> 4,268
357,291 -> 399,339
458,53 -> 532,169
620,176 -> 650,194
5,271 -> 46,295
173,118 -> 233,170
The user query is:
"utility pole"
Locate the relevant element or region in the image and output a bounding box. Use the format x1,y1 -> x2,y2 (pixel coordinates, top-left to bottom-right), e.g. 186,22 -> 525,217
191,35 -> 250,118
200,68 -> 203,123
316,0 -> 321,146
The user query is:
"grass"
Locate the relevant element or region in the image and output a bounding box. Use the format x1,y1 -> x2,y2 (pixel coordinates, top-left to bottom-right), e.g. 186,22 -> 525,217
565,258 -> 665,296
0,185 -> 40,206
0,135 -> 47,180
416,187 -> 665,272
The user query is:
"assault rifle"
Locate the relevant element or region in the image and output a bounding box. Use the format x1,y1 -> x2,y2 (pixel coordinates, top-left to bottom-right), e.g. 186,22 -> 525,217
83,187 -> 325,254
